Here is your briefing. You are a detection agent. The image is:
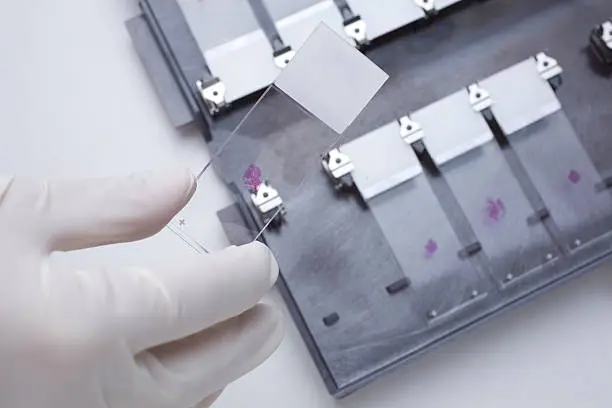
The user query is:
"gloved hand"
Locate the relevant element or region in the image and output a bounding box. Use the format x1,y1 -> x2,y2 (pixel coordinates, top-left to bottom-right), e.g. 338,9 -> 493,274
0,169 -> 283,408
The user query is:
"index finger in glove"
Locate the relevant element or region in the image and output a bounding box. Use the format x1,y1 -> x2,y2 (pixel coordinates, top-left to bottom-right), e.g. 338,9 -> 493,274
37,169 -> 195,251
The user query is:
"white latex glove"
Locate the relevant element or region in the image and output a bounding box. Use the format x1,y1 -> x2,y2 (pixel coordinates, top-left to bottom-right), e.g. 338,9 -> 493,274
0,169 -> 283,408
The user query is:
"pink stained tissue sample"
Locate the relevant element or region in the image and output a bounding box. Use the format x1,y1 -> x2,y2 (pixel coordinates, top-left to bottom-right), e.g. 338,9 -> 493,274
568,169 -> 581,184
486,198 -> 506,222
425,239 -> 438,259
243,164 -> 262,191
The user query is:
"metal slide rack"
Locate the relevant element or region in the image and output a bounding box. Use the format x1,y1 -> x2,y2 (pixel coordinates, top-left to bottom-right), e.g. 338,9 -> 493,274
126,0 -> 612,397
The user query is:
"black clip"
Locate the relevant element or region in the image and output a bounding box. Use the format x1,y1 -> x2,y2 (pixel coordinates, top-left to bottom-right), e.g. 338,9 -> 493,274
458,242 -> 482,259
386,277 -> 411,295
527,208 -> 550,226
323,313 -> 340,327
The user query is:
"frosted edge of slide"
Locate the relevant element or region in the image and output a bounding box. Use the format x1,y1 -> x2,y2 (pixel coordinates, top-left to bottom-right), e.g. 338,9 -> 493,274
274,23 -> 389,134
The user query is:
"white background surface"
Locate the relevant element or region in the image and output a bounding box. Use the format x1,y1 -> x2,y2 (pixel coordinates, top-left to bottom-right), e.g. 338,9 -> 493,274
1,1 -> 612,407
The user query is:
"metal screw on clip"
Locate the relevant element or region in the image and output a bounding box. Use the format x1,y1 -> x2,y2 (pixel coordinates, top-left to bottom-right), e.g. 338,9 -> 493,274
273,46 -> 296,69
250,181 -> 286,228
344,16 -> 369,47
322,148 -> 355,190
399,116 -> 424,145
535,52 -> 563,90
468,84 -> 492,111
196,77 -> 228,115
414,0 -> 437,16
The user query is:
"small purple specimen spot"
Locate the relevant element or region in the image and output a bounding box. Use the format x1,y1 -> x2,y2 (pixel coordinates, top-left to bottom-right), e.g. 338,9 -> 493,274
243,164 -> 262,191
568,169 -> 581,184
486,198 -> 506,221
425,239 -> 438,258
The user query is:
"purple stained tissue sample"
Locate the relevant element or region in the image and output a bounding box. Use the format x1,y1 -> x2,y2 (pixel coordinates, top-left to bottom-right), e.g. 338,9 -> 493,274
486,198 -> 506,221
568,169 -> 581,184
243,164 -> 262,191
425,239 -> 438,258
